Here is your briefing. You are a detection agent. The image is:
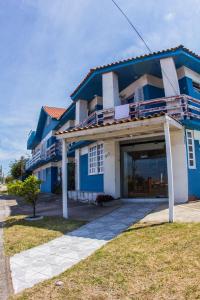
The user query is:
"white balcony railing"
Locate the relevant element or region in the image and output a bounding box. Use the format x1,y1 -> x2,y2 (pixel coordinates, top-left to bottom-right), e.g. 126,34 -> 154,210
25,150 -> 41,170
77,95 -> 200,128
26,141 -> 62,170
26,94 -> 200,170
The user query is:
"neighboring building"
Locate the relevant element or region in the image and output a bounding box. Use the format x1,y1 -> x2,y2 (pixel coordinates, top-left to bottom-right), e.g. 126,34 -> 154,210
27,45 -> 200,221
26,105 -> 75,192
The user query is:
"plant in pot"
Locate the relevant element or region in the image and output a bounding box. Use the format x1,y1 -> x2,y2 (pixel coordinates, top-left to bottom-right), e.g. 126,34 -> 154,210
7,175 -> 42,220
96,194 -> 114,207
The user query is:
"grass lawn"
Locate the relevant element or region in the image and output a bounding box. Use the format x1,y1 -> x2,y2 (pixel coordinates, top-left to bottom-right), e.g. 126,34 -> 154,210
11,222 -> 200,300
4,216 -> 85,256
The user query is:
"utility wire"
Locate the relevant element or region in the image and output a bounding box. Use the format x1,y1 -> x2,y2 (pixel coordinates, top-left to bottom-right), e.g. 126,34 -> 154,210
111,0 -> 179,95
111,0 -> 151,54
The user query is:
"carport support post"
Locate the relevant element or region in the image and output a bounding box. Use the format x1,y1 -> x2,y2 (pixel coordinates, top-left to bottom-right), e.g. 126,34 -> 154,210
164,119 -> 174,223
62,139 -> 68,218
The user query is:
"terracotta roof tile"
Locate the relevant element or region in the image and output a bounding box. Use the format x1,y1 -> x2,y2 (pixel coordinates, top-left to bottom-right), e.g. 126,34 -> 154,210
43,106 -> 66,120
55,112 -> 171,136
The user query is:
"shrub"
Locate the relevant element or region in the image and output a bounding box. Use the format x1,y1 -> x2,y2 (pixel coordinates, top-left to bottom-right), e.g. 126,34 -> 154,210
7,175 -> 41,218
96,194 -> 114,205
7,180 -> 23,196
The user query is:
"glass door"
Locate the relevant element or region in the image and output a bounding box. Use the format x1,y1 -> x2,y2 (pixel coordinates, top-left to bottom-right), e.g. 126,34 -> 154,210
121,142 -> 168,198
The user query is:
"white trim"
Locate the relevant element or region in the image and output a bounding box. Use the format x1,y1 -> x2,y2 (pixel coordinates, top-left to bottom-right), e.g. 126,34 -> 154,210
80,146 -> 88,155
177,66 -> 200,84
88,142 -> 104,175
186,129 -> 196,169
120,74 -> 163,100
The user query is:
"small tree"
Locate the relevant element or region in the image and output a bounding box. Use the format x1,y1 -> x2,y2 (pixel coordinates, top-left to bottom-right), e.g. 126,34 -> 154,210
7,175 -> 41,218
9,156 -> 27,180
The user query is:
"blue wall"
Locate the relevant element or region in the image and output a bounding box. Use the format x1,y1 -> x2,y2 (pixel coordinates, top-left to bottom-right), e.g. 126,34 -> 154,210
188,137 -> 200,198
42,119 -> 58,140
179,76 -> 200,100
80,154 -> 104,192
39,167 -> 58,193
143,84 -> 164,100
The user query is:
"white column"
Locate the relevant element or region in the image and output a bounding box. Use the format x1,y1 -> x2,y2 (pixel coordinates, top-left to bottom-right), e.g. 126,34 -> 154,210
171,129 -> 188,203
160,57 -> 180,97
75,99 -> 88,126
75,149 -> 80,190
103,140 -> 120,198
164,120 -> 174,222
62,139 -> 68,218
102,72 -> 120,109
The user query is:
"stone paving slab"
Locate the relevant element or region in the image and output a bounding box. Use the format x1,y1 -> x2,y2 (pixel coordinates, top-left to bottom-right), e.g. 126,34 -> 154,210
10,202 -> 158,293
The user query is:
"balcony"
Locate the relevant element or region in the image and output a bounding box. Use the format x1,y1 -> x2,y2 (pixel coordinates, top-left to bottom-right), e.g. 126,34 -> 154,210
77,95 -> 200,128
26,141 -> 62,170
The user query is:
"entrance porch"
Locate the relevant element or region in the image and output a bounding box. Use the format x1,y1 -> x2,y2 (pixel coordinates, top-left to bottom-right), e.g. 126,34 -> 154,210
56,115 -> 188,222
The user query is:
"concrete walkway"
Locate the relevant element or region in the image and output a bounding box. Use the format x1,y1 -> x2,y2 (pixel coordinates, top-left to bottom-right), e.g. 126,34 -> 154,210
0,199 -> 13,300
142,201 -> 200,223
10,202 -> 158,293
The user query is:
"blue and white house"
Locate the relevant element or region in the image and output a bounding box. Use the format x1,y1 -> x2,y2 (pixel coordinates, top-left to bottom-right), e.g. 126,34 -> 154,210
27,45 -> 200,221
26,105 -> 75,192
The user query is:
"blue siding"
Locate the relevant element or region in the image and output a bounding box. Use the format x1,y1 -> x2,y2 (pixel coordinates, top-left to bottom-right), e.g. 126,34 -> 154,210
40,167 -> 58,193
143,84 -> 164,100
187,129 -> 200,198
42,119 -> 58,139
179,76 -> 200,100
80,154 -> 104,192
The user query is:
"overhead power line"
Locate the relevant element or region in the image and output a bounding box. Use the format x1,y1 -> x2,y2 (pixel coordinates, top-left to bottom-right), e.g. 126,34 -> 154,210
111,0 -> 152,54
111,0 -> 179,95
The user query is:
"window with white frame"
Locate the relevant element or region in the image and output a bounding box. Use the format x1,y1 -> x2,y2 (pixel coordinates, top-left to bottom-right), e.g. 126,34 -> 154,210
186,130 -> 196,169
97,144 -> 104,173
88,143 -> 104,175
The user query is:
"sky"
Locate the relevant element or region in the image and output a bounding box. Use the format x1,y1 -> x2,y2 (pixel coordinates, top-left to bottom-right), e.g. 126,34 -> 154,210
0,0 -> 200,176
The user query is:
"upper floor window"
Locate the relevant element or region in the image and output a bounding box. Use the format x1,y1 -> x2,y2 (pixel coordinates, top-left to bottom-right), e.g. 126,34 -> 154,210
186,130 -> 196,169
192,81 -> 200,93
88,143 -> 104,175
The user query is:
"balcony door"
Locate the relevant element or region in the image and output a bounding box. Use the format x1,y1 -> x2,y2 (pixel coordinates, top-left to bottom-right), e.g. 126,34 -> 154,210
121,141 -> 168,198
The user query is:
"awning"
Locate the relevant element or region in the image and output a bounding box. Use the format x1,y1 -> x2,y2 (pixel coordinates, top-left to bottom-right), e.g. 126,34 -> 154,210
55,114 -> 183,142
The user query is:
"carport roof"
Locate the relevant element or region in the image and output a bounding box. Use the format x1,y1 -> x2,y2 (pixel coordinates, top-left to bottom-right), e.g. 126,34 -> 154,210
55,114 -> 182,142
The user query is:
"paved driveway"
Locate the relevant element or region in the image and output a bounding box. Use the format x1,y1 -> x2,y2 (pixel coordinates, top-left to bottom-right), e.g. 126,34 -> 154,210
10,201 -> 159,293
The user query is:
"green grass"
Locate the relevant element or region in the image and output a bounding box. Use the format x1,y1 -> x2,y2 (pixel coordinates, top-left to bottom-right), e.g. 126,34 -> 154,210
4,216 -> 85,256
11,222 -> 200,300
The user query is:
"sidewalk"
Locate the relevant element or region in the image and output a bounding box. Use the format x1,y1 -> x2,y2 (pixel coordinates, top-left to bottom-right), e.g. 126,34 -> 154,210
0,199 -> 13,300
10,201 -> 158,293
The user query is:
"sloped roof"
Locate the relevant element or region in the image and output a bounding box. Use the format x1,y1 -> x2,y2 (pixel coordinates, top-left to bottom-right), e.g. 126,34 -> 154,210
55,112 -> 167,136
43,106 -> 66,120
70,45 -> 200,99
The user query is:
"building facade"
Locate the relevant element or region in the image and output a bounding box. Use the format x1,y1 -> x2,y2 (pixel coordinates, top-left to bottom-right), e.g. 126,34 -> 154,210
27,46 -> 200,220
